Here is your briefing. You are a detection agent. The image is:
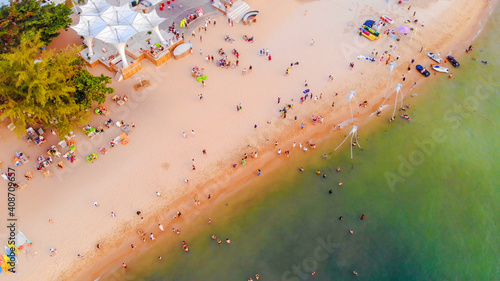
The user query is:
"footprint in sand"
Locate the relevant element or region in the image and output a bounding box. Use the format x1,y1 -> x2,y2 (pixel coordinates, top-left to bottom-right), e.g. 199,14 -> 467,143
161,162 -> 170,170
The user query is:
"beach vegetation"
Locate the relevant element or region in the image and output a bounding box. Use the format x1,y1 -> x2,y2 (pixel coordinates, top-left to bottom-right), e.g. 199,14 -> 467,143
0,0 -> 72,54
0,34 -> 114,138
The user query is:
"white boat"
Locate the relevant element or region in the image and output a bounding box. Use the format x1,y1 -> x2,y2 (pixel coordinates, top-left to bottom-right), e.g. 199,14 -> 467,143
428,52 -> 442,63
432,65 -> 449,73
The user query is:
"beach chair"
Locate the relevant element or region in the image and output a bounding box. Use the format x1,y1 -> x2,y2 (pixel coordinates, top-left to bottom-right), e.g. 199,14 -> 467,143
18,181 -> 28,189
44,170 -> 53,178
57,161 -> 65,169
58,140 -> 68,148
65,131 -> 75,140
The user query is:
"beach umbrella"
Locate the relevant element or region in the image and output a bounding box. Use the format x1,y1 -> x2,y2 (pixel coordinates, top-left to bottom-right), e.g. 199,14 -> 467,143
202,75 -> 208,80
196,77 -> 203,82
397,26 -> 410,34
155,43 -> 161,47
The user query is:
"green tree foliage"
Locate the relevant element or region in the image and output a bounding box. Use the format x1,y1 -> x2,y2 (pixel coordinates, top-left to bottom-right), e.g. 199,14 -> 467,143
0,34 -> 114,138
73,70 -> 115,109
0,0 -> 72,53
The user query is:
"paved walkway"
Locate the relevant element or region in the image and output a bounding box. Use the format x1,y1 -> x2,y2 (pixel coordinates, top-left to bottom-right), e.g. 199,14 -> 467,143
155,0 -> 222,35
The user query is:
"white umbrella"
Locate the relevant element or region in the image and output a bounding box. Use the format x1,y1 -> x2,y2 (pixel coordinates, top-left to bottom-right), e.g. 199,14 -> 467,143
100,4 -> 138,26
78,0 -> 110,16
132,10 -> 167,43
95,25 -> 138,67
95,25 -> 138,44
71,15 -> 108,56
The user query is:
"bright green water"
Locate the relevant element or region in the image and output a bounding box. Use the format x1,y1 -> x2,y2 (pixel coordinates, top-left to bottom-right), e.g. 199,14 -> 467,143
102,10 -> 499,281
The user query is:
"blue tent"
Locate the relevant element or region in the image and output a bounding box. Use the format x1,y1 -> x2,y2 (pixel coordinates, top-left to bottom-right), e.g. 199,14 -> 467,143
364,20 -> 375,27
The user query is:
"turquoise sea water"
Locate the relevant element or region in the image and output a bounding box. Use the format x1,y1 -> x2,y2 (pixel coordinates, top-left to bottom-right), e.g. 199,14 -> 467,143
102,9 -> 499,281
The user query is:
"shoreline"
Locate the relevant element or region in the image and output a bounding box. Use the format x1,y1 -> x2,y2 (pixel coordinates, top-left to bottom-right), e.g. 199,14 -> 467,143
71,1 -> 496,280
0,0 -> 495,280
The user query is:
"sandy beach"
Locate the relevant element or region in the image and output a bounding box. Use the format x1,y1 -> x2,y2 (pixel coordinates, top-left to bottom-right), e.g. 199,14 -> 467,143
0,0 -> 495,280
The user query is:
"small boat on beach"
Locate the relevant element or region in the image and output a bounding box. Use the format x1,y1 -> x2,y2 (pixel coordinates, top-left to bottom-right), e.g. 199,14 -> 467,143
447,55 -> 461,67
432,65 -> 449,73
427,52 -> 442,63
416,65 -> 430,77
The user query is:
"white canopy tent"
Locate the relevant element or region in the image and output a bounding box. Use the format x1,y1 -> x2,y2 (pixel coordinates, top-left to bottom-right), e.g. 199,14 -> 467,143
132,9 -> 167,44
95,25 -> 138,67
99,4 -> 138,26
71,0 -> 167,68
71,15 -> 108,56
78,0 -> 111,16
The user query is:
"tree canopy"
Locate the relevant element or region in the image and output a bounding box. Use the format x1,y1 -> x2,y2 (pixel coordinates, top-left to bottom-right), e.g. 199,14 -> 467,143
0,34 -> 114,138
0,0 -> 73,54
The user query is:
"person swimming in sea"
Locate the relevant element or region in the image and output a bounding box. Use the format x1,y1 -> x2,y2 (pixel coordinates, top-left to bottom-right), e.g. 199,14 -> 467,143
299,167 -> 305,172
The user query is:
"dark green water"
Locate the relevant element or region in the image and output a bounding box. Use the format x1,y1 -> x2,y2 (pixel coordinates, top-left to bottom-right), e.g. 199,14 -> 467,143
102,10 -> 499,281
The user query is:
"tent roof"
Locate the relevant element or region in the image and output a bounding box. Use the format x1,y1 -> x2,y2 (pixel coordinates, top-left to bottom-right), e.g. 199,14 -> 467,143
71,15 -> 108,37
79,0 -> 111,16
100,4 -> 138,26
132,9 -> 166,32
95,25 -> 138,43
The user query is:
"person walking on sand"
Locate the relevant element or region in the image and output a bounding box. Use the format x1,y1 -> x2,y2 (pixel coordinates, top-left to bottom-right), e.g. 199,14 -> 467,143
150,233 -> 155,240
310,39 -> 314,45
159,224 -> 165,231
